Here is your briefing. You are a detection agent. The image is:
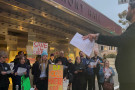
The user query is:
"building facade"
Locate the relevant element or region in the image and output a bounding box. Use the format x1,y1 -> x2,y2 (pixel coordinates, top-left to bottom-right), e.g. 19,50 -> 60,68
0,0 -> 121,63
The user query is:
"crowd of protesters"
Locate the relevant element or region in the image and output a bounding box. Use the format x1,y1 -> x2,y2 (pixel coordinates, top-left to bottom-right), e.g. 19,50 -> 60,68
0,50 -> 115,90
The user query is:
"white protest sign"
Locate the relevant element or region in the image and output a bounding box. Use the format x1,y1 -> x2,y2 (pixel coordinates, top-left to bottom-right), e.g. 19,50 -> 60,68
33,42 -> 48,55
70,32 -> 95,56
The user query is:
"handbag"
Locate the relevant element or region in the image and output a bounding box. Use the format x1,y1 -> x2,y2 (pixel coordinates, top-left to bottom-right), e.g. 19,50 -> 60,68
21,75 -> 31,90
103,81 -> 114,90
103,68 -> 114,90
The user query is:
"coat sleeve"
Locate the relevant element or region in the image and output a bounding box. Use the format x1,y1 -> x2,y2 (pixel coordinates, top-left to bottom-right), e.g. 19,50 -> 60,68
110,67 -> 115,76
97,26 -> 135,47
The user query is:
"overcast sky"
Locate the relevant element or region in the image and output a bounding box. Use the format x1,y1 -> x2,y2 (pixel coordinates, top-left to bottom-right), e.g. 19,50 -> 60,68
84,0 -> 128,28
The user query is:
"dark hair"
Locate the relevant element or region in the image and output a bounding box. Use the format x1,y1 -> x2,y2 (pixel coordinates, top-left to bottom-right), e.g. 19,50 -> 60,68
79,51 -> 82,55
129,0 -> 135,9
18,51 -> 24,55
50,53 -> 54,57
57,59 -> 62,63
36,55 -> 41,58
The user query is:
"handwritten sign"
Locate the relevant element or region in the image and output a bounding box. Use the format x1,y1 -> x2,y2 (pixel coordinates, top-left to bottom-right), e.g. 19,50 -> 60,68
48,65 -> 63,90
33,42 -> 48,55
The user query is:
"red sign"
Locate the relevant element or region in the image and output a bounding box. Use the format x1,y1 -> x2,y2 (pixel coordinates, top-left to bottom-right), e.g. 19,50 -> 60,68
51,0 -> 122,34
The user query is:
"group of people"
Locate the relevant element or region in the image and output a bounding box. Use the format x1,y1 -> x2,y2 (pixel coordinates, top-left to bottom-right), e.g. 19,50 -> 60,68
0,50 -> 115,90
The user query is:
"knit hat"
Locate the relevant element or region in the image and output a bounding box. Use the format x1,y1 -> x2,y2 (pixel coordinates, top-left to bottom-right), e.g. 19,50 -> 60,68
41,50 -> 48,57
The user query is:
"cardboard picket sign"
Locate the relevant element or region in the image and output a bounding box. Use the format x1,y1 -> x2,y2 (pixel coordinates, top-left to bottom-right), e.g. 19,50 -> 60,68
33,42 -> 48,55
48,65 -> 63,90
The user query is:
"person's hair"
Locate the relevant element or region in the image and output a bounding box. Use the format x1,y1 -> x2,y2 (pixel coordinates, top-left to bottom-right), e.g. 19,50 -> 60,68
57,59 -> 62,64
50,53 -> 54,57
36,55 -> 41,59
129,0 -> 135,9
0,51 -> 7,58
40,56 -> 48,71
24,54 -> 27,56
18,51 -> 24,55
79,51 -> 82,55
75,56 -> 81,65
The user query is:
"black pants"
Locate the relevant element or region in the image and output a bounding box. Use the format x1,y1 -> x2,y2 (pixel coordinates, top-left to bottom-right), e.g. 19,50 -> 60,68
0,86 -> 9,90
36,78 -> 48,90
94,72 -> 103,90
87,74 -> 95,90
72,79 -> 84,90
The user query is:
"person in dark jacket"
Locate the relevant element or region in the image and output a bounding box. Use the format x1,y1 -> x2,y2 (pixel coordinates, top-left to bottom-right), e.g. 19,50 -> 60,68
48,53 -> 55,64
72,56 -> 86,90
13,56 -> 29,90
32,55 -> 41,88
33,50 -> 48,90
56,59 -> 68,80
24,54 -> 31,68
79,51 -> 87,90
83,1 -> 135,89
14,51 -> 24,66
91,50 -> 103,90
55,51 -> 68,66
0,51 -> 12,90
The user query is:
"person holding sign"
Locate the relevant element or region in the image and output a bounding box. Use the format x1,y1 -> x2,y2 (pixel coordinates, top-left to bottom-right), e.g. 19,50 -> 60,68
86,55 -> 96,90
83,0 -> 135,89
33,50 -> 49,90
13,56 -> 30,90
0,51 -> 12,90
91,50 -> 103,90
72,56 -> 86,90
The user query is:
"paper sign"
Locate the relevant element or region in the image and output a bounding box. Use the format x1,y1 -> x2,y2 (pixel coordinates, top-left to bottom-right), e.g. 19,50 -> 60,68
70,32 -> 95,56
48,65 -> 63,90
17,67 -> 27,76
6,70 -> 14,74
8,63 -> 14,70
33,42 -> 48,55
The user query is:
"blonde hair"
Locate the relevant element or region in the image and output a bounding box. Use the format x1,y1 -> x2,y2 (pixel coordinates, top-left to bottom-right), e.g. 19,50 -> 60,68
40,57 -> 48,71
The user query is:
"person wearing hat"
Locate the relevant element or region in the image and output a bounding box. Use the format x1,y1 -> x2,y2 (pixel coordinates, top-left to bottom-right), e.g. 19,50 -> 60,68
48,53 -> 55,64
32,50 -> 49,90
83,0 -> 135,89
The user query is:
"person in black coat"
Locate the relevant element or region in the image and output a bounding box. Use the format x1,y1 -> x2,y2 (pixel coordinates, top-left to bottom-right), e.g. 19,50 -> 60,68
32,55 -> 41,88
72,56 -> 86,90
0,51 -> 12,90
55,51 -> 68,66
48,54 -> 55,64
67,59 -> 74,83
83,1 -> 135,89
14,51 -> 24,66
13,56 -> 29,90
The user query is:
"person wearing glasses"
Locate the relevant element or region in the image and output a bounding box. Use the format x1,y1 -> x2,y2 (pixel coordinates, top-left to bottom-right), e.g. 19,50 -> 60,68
0,51 -> 12,90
